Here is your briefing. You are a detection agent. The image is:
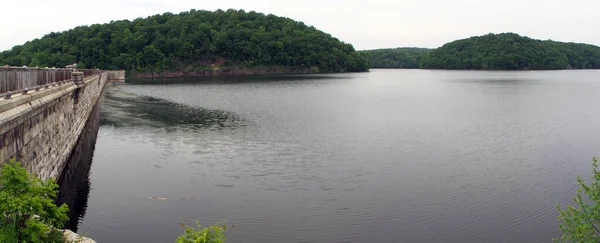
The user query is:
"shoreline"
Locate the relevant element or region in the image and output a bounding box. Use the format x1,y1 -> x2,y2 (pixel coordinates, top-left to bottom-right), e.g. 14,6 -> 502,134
128,66 -> 314,78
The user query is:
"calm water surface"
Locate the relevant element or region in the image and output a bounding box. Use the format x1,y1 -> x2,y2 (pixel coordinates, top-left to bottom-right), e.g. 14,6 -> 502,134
76,69 -> 600,242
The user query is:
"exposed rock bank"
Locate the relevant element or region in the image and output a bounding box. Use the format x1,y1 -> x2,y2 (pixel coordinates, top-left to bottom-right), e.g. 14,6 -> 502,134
62,229 -> 96,243
129,66 -> 313,78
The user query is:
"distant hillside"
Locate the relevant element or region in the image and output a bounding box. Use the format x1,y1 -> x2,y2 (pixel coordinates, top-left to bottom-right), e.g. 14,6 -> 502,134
421,33 -> 600,70
364,33 -> 600,70
0,9 -> 369,76
359,48 -> 431,68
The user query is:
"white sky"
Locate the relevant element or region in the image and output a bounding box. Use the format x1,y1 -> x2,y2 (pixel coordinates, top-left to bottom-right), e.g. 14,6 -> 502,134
1,0 -> 598,51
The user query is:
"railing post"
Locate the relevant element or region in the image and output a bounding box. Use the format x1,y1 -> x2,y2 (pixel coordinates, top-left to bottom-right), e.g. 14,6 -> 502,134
72,72 -> 84,85
71,72 -> 84,106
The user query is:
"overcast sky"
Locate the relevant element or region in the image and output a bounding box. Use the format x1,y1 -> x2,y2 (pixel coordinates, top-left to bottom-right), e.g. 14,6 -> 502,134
1,0 -> 598,51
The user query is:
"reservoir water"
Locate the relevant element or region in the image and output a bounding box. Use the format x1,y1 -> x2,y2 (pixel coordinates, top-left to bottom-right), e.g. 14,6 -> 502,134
74,69 -> 600,242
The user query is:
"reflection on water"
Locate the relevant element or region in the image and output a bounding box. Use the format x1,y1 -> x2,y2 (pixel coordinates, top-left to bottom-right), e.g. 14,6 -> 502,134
56,102 -> 101,232
101,87 -> 245,130
126,74 -> 350,85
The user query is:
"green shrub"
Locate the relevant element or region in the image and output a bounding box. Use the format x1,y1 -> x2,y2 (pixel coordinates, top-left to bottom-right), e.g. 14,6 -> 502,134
175,220 -> 227,243
0,222 -> 18,243
0,160 -> 69,243
556,157 -> 600,242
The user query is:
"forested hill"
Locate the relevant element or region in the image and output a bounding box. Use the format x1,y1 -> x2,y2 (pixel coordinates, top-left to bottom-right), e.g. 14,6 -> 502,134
421,33 -> 600,70
358,48 -> 430,68
0,9 -> 369,75
362,33 -> 600,70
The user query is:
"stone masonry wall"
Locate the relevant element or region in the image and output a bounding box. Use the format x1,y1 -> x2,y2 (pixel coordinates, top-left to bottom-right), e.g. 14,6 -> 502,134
0,71 -> 116,180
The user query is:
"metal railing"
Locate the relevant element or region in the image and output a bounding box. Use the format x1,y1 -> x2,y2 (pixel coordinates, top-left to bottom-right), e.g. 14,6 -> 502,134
0,67 -> 75,98
79,69 -> 101,77
0,67 -> 103,98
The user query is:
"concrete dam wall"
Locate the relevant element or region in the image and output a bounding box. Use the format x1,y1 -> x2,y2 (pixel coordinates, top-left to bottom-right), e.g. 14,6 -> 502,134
0,70 -> 124,180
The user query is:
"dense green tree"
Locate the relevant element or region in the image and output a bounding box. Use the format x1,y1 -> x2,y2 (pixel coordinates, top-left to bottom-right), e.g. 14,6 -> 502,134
420,33 -> 600,70
359,48 -> 431,68
0,9 -> 369,73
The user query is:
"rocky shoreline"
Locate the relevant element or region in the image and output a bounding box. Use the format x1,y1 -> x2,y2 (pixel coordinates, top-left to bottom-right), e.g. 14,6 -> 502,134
62,230 -> 96,243
129,66 -> 314,78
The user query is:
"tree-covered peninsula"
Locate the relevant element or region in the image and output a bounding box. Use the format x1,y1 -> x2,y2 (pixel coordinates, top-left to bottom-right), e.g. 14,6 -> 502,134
361,33 -> 600,70
359,48 -> 430,68
0,9 -> 369,76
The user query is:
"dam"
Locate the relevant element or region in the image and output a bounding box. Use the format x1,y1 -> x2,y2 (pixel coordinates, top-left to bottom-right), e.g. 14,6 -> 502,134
0,66 -> 123,180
